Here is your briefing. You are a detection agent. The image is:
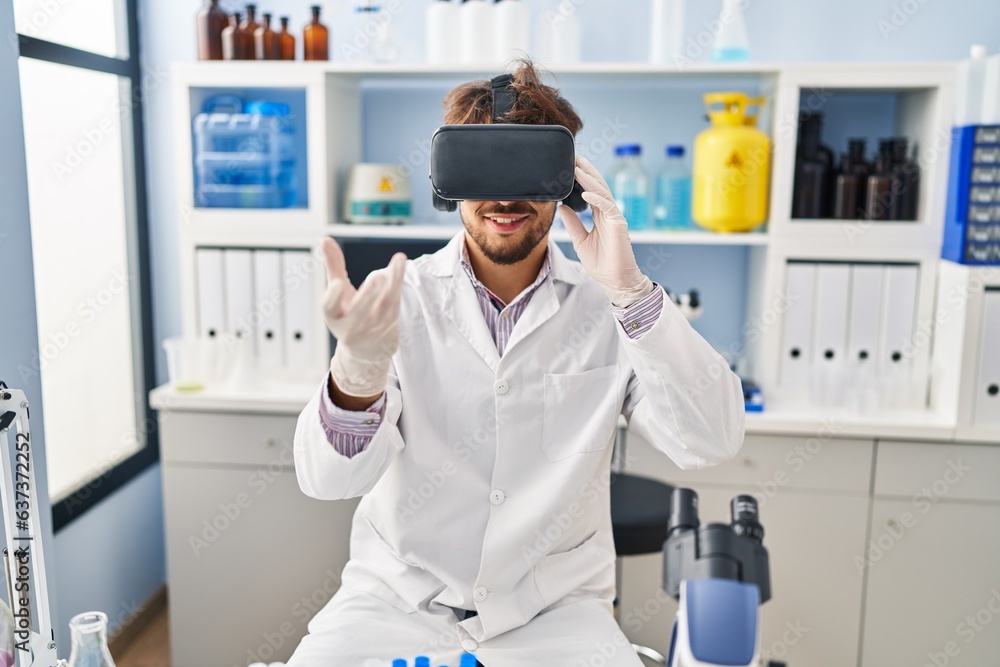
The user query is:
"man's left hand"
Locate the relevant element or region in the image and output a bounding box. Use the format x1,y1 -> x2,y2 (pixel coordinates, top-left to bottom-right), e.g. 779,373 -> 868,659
557,155 -> 654,308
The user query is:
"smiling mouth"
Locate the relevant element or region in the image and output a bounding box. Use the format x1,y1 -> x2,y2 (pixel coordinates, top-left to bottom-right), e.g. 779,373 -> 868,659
483,214 -> 530,225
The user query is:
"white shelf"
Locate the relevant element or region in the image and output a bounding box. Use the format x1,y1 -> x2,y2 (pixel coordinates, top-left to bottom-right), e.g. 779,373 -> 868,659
325,223 -> 770,246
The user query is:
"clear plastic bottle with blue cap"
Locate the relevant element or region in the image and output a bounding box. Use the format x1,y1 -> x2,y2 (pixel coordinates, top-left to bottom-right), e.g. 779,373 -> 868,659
654,145 -> 692,230
609,144 -> 650,231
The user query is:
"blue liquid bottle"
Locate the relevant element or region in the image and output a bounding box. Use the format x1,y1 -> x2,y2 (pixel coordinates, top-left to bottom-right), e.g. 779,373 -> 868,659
609,144 -> 650,230
654,145 -> 692,230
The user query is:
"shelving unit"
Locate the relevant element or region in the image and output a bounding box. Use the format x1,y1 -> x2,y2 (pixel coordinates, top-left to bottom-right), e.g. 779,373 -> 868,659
164,58 -> 987,439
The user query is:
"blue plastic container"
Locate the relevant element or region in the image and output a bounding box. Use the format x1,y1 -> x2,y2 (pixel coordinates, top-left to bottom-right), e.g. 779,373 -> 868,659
193,96 -> 299,209
942,124 -> 1000,265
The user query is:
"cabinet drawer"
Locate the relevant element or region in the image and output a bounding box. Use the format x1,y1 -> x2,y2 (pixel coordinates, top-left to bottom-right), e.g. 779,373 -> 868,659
874,440 -> 1000,502
160,410 -> 298,467
624,432 -> 874,494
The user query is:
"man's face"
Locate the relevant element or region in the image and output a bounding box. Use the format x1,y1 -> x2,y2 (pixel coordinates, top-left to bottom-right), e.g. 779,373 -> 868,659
459,199 -> 557,265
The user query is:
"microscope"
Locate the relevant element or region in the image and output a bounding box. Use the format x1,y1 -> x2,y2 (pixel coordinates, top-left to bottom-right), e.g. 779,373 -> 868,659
662,488 -> 779,667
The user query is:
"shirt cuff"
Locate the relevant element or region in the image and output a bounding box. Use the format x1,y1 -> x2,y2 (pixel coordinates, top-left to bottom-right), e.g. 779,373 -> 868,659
318,372 -> 386,458
612,284 -> 664,340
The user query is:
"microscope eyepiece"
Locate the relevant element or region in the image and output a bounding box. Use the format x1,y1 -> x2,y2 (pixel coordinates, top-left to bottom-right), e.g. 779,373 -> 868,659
730,494 -> 764,542
668,488 -> 700,538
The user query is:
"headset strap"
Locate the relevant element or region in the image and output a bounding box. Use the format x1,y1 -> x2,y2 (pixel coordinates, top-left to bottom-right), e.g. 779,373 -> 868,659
491,73 -> 515,122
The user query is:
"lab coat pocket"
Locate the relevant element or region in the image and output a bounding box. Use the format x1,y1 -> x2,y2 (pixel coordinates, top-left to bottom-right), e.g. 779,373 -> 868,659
533,530 -> 617,608
542,364 -> 620,461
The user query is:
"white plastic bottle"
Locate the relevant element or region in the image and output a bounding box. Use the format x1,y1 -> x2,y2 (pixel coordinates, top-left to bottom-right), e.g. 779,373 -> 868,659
710,0 -> 750,62
495,0 -> 530,65
460,0 -> 493,65
549,0 -> 581,64
426,0 -> 460,65
650,0 -> 684,65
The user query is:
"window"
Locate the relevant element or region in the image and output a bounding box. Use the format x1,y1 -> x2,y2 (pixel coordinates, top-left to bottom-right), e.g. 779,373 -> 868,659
16,0 -> 157,531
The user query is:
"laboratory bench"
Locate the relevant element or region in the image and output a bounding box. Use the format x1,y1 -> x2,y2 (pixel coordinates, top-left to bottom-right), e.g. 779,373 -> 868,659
150,382 -> 1000,667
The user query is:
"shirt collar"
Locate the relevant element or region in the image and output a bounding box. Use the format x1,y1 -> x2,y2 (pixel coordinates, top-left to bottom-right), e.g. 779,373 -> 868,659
459,237 -> 552,308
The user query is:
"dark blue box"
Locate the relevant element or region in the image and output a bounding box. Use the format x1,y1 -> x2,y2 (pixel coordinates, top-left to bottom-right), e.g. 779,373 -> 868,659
942,125 -> 1000,265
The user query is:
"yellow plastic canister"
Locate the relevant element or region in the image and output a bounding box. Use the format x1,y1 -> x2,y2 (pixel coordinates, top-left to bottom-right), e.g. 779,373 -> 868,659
692,92 -> 771,233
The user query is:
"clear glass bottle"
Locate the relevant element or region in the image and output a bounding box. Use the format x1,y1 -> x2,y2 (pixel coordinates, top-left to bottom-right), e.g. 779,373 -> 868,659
654,145 -> 692,229
278,16 -> 296,60
67,612 -> 116,667
241,4 -> 260,59
196,0 -> 228,60
710,0 -> 750,62
610,144 -> 650,231
303,5 -> 330,61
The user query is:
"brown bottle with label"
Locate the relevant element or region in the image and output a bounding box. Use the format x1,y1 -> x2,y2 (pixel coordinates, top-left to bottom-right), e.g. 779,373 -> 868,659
279,17 -> 296,60
241,4 -> 261,59
222,12 -> 252,60
196,0 -> 228,60
255,13 -> 279,60
303,5 -> 330,61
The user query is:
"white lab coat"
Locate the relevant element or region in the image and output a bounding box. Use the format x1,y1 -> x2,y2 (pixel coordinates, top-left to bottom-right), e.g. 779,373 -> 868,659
293,231 -> 745,655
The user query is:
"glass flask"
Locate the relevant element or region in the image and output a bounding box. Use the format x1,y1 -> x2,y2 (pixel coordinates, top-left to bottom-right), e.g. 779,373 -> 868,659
67,612 -> 116,667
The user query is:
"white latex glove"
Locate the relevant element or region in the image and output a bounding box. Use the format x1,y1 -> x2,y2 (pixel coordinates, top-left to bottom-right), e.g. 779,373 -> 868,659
557,155 -> 654,307
322,237 -> 407,398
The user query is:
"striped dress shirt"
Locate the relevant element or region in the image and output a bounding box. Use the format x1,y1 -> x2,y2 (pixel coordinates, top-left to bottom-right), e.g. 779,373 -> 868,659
318,239 -> 665,457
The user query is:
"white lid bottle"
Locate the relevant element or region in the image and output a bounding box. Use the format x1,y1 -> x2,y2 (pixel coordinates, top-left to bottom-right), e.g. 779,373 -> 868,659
650,0 -> 685,65
426,0 -> 460,65
549,0 -> 581,64
710,0 -> 750,62
495,0 -> 530,65
460,0 -> 493,65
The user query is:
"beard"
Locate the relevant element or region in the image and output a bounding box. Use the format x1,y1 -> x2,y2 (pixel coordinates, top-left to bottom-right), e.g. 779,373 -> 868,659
460,202 -> 556,265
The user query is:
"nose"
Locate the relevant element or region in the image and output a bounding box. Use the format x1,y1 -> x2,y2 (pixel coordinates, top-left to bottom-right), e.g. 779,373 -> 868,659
497,201 -> 513,206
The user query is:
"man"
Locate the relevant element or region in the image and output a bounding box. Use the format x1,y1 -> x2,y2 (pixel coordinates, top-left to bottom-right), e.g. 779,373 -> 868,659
289,60 -> 745,666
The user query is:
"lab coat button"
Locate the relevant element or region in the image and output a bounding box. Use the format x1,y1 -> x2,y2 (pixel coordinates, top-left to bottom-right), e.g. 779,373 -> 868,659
473,586 -> 489,602
462,639 -> 478,652
494,379 -> 509,395
489,489 -> 505,505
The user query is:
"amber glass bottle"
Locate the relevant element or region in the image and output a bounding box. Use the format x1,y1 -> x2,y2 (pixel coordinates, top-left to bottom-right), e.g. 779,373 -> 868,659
241,4 -> 261,59
278,17 -> 296,60
255,12 -> 279,60
303,5 -> 329,61
196,0 -> 227,60
221,12 -> 251,60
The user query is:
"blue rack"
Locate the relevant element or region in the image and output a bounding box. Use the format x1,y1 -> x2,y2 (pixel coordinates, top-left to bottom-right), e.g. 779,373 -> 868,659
942,124 -> 1000,265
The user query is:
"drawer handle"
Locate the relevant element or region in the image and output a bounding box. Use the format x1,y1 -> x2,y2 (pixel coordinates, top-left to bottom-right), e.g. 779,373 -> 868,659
741,457 -> 755,468
885,519 -> 899,530
989,384 -> 998,397
264,438 -> 276,448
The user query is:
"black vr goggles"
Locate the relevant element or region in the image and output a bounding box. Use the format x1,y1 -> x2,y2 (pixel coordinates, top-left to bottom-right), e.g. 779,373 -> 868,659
429,74 -> 587,213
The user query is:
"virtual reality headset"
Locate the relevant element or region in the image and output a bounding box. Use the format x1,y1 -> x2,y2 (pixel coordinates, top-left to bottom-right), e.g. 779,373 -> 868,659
429,74 -> 587,213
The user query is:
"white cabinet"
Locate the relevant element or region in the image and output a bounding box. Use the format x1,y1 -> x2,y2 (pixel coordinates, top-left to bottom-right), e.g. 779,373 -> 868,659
932,263 -> 1000,442
158,407 -> 357,667
619,433 -> 873,666
861,440 -> 1000,667
975,289 -> 1000,427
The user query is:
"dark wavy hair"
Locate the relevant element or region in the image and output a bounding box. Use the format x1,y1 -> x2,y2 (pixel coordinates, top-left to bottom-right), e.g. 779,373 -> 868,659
442,57 -> 584,136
